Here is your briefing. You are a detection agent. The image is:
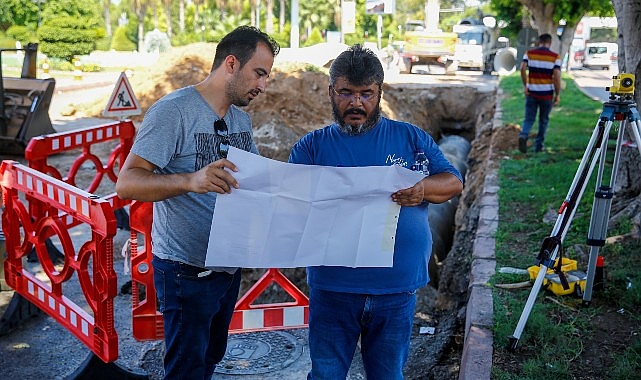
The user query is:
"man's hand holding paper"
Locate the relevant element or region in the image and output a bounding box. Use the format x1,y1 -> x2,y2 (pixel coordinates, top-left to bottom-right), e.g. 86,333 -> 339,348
205,147 -> 424,268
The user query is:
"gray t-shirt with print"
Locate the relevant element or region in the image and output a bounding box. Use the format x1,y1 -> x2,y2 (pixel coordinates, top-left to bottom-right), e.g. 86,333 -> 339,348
131,85 -> 258,269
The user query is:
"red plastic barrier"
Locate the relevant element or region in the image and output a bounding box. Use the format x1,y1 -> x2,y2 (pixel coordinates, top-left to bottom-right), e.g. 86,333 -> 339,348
129,201 -> 309,340
229,268 -> 309,332
0,161 -> 119,362
128,201 -> 163,341
24,120 -> 135,227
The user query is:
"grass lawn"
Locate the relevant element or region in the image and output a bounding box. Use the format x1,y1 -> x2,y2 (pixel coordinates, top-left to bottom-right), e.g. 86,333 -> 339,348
490,73 -> 641,380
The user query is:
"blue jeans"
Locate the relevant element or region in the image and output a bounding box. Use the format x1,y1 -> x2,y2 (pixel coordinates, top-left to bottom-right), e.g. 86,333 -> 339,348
307,288 -> 417,380
520,95 -> 553,151
152,256 -> 241,380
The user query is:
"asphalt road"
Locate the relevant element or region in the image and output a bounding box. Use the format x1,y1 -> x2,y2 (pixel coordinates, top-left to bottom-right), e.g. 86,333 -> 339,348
569,65 -> 620,102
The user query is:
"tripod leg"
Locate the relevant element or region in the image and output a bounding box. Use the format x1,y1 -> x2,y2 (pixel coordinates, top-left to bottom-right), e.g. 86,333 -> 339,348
507,117 -> 612,351
582,186 -> 613,305
631,119 -> 641,156
507,253 -> 556,351
582,119 -> 622,304
584,114 -> 641,305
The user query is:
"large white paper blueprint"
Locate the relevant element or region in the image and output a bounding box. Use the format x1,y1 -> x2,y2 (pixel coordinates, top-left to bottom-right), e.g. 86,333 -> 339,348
205,147 -> 425,268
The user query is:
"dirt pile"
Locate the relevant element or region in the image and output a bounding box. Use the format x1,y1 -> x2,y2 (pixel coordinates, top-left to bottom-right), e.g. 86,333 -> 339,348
81,43 -> 333,134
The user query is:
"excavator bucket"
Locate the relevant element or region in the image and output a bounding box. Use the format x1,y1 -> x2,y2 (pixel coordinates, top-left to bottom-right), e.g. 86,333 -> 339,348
1,43 -> 56,156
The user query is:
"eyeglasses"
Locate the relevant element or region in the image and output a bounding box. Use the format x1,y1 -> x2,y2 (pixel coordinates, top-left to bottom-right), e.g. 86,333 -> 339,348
214,119 -> 229,158
332,88 -> 376,104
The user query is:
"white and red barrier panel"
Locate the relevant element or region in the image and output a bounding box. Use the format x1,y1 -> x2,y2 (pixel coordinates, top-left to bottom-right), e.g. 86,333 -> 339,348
0,161 -> 119,362
24,120 -> 135,227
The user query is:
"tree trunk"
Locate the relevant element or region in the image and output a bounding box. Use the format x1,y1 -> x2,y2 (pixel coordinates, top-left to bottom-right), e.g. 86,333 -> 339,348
611,0 -> 641,234
179,0 -> 185,33
558,22 -> 579,70
164,0 -> 173,38
250,0 -> 256,27
104,0 -> 112,37
279,0 -> 285,33
153,2 -> 158,29
193,1 -> 201,34
138,18 -> 145,52
519,0 -> 556,36
266,0 -> 274,33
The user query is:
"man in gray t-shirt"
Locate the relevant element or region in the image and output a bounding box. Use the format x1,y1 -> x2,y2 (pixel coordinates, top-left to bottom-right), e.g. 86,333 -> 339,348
116,26 -> 279,379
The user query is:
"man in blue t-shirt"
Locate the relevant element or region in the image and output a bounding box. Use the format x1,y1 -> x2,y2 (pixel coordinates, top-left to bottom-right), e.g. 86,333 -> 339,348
289,44 -> 464,380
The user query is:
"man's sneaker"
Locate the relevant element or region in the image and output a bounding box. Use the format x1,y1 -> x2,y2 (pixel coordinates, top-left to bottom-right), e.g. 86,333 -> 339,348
518,136 -> 527,153
535,146 -> 545,153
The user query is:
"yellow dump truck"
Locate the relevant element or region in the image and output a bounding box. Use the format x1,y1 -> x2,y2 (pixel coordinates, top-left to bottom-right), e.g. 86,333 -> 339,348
399,21 -> 458,74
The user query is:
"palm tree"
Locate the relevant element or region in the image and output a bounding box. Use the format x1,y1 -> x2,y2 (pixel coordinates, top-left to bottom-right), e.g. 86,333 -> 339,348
279,0 -> 285,33
265,0 -> 274,33
179,0 -> 185,32
299,0 -> 339,39
133,0 -> 151,51
163,0 -> 173,38
103,0 -> 111,36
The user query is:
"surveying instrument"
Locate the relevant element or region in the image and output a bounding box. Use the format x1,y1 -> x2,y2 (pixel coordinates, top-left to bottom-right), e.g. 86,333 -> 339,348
507,73 -> 641,351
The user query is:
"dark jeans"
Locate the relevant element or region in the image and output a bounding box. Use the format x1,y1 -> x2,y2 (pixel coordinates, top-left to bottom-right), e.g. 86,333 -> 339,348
307,288 -> 417,380
152,256 -> 241,380
520,95 -> 553,151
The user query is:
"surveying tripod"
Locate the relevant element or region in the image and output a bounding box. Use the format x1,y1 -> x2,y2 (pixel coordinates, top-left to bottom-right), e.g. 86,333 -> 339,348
508,74 -> 641,351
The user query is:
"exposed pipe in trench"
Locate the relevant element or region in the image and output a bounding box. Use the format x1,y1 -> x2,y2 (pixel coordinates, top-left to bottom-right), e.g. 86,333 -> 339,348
429,134 -> 471,287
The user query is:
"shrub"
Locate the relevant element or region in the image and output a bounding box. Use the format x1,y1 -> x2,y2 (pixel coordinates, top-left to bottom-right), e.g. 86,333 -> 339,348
6,25 -> 35,45
38,17 -> 100,62
144,29 -> 171,53
81,62 -> 102,72
0,36 -> 16,49
110,26 -> 136,52
303,27 -> 324,47
95,36 -> 111,51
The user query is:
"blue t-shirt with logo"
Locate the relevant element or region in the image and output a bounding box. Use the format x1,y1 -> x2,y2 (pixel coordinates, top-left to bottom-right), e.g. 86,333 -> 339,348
288,117 -> 463,294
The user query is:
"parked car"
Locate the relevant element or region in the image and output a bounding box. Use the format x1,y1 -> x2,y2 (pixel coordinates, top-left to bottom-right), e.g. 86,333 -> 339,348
583,42 -> 617,70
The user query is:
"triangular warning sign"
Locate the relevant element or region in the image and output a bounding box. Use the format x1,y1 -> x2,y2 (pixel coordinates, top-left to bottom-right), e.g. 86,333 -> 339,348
103,71 -> 141,117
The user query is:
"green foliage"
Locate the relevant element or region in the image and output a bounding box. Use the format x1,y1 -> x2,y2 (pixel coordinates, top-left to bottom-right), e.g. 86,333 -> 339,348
207,13 -> 250,43
6,25 -> 34,44
303,27 -> 324,47
37,0 -> 104,62
299,0 -> 339,37
46,57 -> 74,71
0,0 -> 39,31
610,339 -> 641,380
111,26 -> 136,51
95,36 -> 111,51
270,23 -> 291,49
0,35 -> 16,49
38,17 -> 99,61
490,0 -> 613,40
81,62 -> 102,72
171,32 -> 203,46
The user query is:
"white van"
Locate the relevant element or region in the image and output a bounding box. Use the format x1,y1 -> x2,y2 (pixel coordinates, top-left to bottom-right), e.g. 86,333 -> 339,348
583,42 -> 618,70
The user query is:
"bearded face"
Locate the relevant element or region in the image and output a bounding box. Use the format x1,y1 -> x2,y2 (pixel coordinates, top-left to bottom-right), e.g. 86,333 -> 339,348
331,95 -> 381,136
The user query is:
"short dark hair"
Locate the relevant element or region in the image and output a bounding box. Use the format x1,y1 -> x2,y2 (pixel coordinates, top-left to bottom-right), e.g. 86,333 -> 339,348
212,25 -> 280,71
329,44 -> 384,88
538,33 -> 552,44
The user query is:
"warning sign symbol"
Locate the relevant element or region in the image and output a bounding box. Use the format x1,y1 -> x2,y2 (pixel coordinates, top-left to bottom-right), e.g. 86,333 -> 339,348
103,71 -> 141,118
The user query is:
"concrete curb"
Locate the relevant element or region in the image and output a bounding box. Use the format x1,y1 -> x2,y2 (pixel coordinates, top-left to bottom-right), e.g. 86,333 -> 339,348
458,92 -> 502,380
